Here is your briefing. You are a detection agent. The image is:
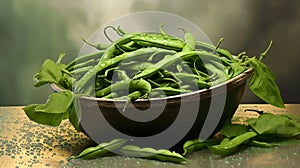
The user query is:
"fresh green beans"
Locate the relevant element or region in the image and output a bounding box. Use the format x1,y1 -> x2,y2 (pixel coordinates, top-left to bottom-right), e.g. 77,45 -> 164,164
74,47 -> 172,93
24,24 -> 288,163
65,50 -> 104,71
70,25 -> 256,99
30,25 -> 282,119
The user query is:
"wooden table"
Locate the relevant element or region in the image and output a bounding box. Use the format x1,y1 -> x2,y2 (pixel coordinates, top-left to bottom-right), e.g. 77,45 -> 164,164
0,104 -> 299,168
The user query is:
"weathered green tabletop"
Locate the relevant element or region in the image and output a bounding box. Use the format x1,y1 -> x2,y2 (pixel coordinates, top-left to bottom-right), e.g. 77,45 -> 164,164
0,104 -> 299,168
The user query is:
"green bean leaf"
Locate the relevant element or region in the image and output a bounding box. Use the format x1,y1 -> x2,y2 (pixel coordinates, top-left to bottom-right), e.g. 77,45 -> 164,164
23,104 -> 65,126
23,90 -> 73,126
33,59 -> 63,87
35,90 -> 73,113
183,138 -> 220,155
221,124 -> 249,138
248,59 -> 285,108
120,145 -> 187,163
246,113 -> 300,137
68,139 -> 127,160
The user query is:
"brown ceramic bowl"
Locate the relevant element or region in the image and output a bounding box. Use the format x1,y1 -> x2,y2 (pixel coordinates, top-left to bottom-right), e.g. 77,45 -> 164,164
51,68 -> 253,151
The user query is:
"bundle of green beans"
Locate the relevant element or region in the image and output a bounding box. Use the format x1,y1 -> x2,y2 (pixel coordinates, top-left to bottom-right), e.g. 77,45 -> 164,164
25,25 -> 284,128
65,26 -> 250,104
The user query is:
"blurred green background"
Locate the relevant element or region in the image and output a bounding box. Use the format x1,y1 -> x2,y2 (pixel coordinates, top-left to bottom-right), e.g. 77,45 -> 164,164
0,0 -> 299,106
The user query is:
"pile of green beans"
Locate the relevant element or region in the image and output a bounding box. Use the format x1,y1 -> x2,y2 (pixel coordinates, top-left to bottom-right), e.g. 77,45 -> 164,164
64,25 -> 247,102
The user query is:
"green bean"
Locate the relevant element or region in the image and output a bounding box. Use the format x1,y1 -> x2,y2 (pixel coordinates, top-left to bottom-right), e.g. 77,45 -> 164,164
115,79 -> 152,111
100,32 -> 141,61
81,37 -> 108,50
65,50 -> 104,70
148,90 -> 165,98
119,61 -> 154,71
192,59 -> 210,79
116,26 -> 128,35
214,38 -> 224,51
152,87 -> 191,96
67,139 -> 126,160
129,78 -> 152,94
96,78 -> 151,99
122,90 -> 143,112
209,131 -> 257,155
176,64 -> 183,72
203,63 -> 227,85
70,59 -> 96,71
120,145 -> 187,163
171,73 -> 209,88
71,66 -> 94,76
195,41 -> 217,52
60,68 -> 73,77
134,50 -> 222,80
179,28 -> 195,51
159,24 -> 167,35
95,80 -> 131,98
219,138 -> 231,145
147,79 -> 162,88
148,79 -> 173,88
115,70 -> 130,81
154,77 -> 178,85
133,51 -> 193,79
195,40 -> 235,61
100,47 -> 174,72
98,67 -> 118,78
119,41 -> 140,51
172,73 -> 200,82
56,53 -> 66,65
259,41 -> 273,61
103,92 -> 117,99
95,77 -> 110,91
226,62 -> 247,79
74,47 -> 168,93
131,33 -> 185,51
183,138 -> 220,155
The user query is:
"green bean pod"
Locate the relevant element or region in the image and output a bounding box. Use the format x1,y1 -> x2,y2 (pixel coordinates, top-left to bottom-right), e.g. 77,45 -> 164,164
119,61 -> 154,71
209,131 -> 257,155
115,70 -> 130,81
81,37 -> 109,50
195,41 -> 234,61
131,33 -> 185,51
183,138 -> 220,155
133,50 -> 222,80
181,29 -> 195,51
95,80 -> 131,98
65,50 -> 104,71
152,87 -> 191,96
67,139 -> 127,160
120,145 -> 187,164
74,47 -> 170,93
129,78 -> 152,94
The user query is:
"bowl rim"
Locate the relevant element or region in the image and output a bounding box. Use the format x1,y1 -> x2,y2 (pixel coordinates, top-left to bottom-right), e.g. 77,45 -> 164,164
50,68 -> 254,103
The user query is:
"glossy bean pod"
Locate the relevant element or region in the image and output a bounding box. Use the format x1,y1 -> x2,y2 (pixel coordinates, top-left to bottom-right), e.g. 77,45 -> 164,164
67,139 -> 126,160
